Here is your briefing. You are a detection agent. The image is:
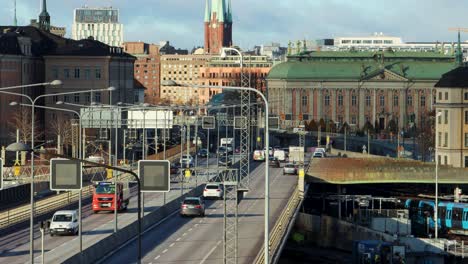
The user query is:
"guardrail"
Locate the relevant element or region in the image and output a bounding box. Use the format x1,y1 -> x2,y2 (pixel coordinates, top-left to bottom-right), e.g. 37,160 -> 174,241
0,144 -> 195,230
253,156 -> 312,264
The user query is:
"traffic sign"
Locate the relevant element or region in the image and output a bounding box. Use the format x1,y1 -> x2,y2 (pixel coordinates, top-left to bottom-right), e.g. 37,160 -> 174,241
202,116 -> 215,130
138,160 -> 170,192
0,158 -> 3,190
234,116 -> 247,130
268,117 -> 280,130
50,159 -> 82,191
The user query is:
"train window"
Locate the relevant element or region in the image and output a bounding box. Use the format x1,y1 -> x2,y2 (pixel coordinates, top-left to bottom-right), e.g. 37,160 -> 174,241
463,212 -> 468,221
447,210 -> 452,220
453,208 -> 462,221
440,207 -> 446,219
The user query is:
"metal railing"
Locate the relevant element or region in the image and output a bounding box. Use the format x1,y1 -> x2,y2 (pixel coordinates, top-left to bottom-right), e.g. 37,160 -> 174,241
0,144 -> 194,230
446,240 -> 468,258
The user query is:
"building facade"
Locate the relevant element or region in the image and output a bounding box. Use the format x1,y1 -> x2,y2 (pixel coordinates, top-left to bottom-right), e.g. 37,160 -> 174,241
434,67 -> 468,168
267,51 -> 458,131
160,54 -> 212,105
72,6 -> 123,47
123,42 -> 161,104
204,0 -> 233,54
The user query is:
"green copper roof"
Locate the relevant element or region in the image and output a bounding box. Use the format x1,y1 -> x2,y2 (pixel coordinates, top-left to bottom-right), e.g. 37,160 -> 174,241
211,0 -> 225,22
226,0 -> 232,23
268,51 -> 457,81
204,0 -> 210,22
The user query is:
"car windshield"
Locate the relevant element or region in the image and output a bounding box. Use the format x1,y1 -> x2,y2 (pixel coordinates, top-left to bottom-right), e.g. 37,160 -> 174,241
206,185 -> 219,189
53,214 -> 73,222
285,164 -> 295,168
184,199 -> 200,205
95,184 -> 115,194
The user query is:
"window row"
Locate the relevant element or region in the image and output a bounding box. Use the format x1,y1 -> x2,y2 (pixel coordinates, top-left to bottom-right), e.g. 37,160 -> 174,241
322,95 -> 425,107
52,68 -> 102,80
50,92 -> 102,104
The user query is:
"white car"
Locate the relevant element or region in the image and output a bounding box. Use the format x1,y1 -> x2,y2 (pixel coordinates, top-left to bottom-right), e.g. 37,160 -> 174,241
180,154 -> 194,165
313,151 -> 325,158
50,210 -> 79,236
203,183 -> 224,199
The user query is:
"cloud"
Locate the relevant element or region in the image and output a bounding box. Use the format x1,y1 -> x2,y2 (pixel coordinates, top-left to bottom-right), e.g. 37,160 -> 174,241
1,0 -> 466,49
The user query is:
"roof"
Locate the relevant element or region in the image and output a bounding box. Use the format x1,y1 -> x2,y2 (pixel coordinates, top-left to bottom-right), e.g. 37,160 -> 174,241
434,66 -> 468,88
268,51 -> 457,81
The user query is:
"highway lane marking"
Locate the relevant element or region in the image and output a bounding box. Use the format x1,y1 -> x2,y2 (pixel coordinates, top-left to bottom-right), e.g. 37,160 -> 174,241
169,243 -> 175,248
188,228 -> 193,232
199,240 -> 222,264
162,249 -> 168,254
176,238 -> 181,241
182,232 -> 187,236
154,255 -> 160,260
199,220 -> 203,223
194,224 -> 199,227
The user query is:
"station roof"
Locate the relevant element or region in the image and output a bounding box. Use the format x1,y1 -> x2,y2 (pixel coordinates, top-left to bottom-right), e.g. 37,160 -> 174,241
307,158 -> 468,184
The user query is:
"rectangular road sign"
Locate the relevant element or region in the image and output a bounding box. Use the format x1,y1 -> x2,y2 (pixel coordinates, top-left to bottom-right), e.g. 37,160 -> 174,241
234,116 -> 247,130
268,117 -> 280,130
138,160 -> 170,192
50,159 -> 82,191
202,116 -> 216,129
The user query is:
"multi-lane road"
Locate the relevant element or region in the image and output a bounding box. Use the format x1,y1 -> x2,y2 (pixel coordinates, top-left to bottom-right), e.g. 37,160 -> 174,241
101,159 -> 298,264
0,155 -> 299,263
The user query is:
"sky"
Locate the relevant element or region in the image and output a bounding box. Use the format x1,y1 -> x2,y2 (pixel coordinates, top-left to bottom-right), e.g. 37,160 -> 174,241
1,0 -> 467,49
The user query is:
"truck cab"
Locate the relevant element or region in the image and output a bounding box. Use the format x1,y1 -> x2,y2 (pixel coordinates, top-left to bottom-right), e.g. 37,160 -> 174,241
92,181 -> 130,213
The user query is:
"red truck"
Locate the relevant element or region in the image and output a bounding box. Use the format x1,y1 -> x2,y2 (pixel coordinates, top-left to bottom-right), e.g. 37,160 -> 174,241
92,181 -> 130,213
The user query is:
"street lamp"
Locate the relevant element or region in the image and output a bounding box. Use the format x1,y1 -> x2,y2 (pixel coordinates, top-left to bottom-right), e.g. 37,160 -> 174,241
161,80 -> 270,263
434,111 -> 442,239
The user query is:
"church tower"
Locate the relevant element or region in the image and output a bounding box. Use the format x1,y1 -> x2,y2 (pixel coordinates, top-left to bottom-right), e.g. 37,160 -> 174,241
204,0 -> 233,54
39,0 -> 50,31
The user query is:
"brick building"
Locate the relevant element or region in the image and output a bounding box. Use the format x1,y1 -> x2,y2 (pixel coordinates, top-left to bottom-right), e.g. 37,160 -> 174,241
204,0 -> 233,54
267,50 -> 458,131
160,54 -> 213,105
123,42 -> 161,104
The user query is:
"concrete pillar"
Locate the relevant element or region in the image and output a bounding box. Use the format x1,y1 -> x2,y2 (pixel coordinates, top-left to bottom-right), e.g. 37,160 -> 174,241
373,88 -> 377,125
399,89 -> 407,130
345,90 -> 350,124
331,89 -> 337,121
359,89 -> 365,127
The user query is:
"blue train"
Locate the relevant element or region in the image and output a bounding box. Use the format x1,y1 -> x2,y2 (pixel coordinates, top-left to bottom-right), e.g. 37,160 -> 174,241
405,199 -> 468,235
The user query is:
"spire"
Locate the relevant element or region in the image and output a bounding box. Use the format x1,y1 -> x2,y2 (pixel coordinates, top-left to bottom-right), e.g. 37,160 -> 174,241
226,0 -> 232,23
211,0 -> 224,22
13,0 -> 17,26
204,0 -> 210,22
456,30 -> 464,67
39,0 -> 50,31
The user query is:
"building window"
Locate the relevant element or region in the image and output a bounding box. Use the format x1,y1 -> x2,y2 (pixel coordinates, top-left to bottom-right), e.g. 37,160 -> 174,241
95,68 -> 102,79
64,95 -> 69,102
64,69 -> 70,79
444,156 -> 448,165
393,95 -> 399,106
302,95 -> 308,107
351,95 -> 357,106
74,93 -> 80,103
465,133 -> 468,147
379,95 -> 385,106
420,96 -> 426,107
444,132 -> 448,147
438,113 -> 442,124
445,92 -> 448,100
465,111 -> 468,124
438,92 -> 442,101
438,155 -> 441,165
53,95 -> 58,103
94,92 -> 101,103
338,116 -> 343,124
366,95 -> 371,106
84,69 -> 91,80
445,110 -> 448,124
438,132 -> 442,147
407,96 -> 413,106
465,157 -> 468,168
352,116 -> 357,124
338,95 -> 343,106
74,68 -> 80,78
324,95 -> 330,106
52,68 -> 59,79
465,92 -> 468,101
85,94 -> 90,103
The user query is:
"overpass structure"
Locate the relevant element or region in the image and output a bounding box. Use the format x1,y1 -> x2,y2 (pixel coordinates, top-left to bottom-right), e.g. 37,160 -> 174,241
307,157 -> 468,184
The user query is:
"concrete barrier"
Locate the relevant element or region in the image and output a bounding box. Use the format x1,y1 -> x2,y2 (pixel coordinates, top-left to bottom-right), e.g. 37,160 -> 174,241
63,185 -> 204,264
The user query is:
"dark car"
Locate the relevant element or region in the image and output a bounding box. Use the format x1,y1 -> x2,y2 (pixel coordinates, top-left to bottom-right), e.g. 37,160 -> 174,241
198,149 -> 209,158
170,163 -> 180,174
269,156 -> 280,168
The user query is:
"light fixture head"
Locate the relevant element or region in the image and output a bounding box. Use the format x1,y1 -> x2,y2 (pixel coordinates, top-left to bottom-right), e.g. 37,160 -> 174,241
107,86 -> 117,91
56,101 -> 64,105
6,142 -> 31,152
50,80 -> 62,86
9,101 -> 19,106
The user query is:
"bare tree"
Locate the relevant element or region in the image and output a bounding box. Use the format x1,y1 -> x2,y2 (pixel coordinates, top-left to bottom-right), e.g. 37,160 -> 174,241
9,108 -> 43,144
50,115 -> 73,154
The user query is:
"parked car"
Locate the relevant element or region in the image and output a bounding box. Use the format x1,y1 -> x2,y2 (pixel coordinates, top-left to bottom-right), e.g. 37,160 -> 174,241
313,151 -> 325,158
180,197 -> 205,217
283,163 -> 297,175
203,183 -> 224,199
50,210 -> 79,236
197,149 -> 209,158
218,156 -> 233,166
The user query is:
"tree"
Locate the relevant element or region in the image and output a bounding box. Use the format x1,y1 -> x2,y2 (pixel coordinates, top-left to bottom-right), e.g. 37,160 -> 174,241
318,118 -> 326,132
9,108 -> 43,144
49,115 -> 73,154
415,110 -> 435,162
339,122 -> 350,134
362,121 -> 375,134
307,120 -> 317,132
387,119 -> 398,134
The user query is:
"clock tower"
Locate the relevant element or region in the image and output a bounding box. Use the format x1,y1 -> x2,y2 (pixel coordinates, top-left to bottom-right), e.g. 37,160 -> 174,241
204,0 -> 233,54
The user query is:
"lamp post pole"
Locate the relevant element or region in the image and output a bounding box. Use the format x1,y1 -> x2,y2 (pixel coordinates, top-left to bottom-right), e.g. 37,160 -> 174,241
434,111 -> 442,239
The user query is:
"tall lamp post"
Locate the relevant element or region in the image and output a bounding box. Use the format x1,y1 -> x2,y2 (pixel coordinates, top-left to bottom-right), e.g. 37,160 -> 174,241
435,111 -> 442,239
0,84 -> 114,263
162,80 -> 270,263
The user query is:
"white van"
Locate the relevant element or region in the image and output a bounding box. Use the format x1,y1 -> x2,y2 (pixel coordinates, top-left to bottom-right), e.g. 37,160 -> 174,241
273,150 -> 286,161
50,210 -> 79,236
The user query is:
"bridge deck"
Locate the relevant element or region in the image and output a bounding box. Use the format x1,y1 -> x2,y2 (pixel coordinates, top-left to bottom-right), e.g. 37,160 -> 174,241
307,157 -> 468,184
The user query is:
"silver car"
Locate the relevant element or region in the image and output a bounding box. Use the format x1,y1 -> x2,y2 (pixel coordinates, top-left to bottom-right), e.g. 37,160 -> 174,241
180,197 -> 205,217
283,163 -> 297,175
